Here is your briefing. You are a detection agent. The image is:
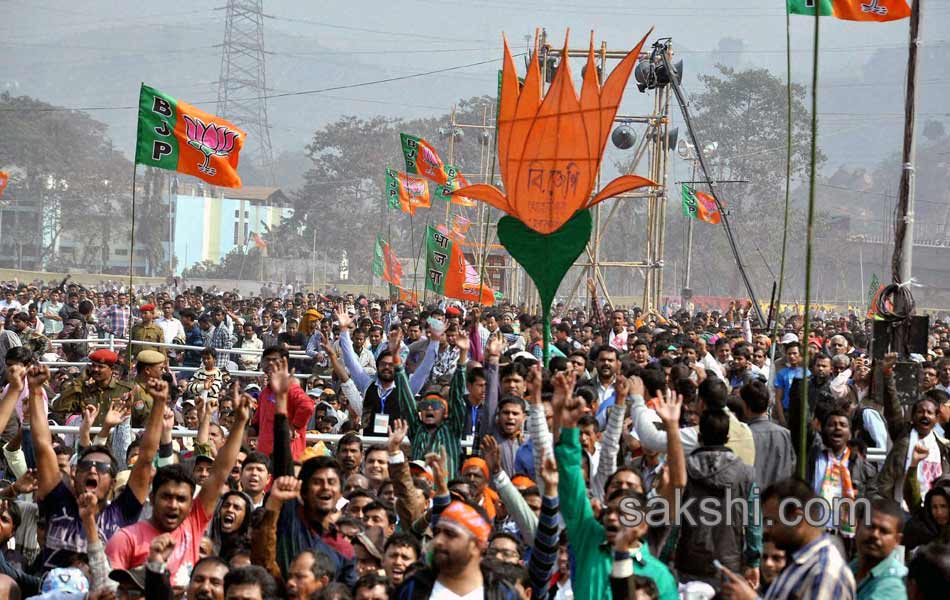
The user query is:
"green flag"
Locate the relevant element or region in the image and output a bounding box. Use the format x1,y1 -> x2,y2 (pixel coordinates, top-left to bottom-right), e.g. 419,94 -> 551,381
787,0 -> 834,16
681,183 -> 698,220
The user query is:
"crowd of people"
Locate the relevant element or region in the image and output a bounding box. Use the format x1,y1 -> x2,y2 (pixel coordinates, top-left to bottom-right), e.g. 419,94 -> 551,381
0,276 -> 948,600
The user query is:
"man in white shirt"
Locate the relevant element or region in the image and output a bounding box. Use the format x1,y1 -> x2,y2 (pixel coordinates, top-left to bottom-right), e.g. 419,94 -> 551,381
156,300 -> 186,345
41,291 -> 65,335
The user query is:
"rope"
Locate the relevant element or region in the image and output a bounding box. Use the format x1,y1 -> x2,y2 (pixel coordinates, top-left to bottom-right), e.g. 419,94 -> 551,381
798,6 -> 820,481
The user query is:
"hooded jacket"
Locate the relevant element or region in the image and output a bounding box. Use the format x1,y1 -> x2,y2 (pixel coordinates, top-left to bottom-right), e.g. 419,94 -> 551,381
674,446 -> 760,585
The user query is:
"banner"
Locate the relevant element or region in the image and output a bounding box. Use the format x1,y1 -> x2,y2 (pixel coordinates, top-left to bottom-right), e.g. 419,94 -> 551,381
787,0 -> 910,22
425,225 -> 495,305
386,168 -> 430,214
373,235 -> 403,286
135,84 -> 245,188
401,133 -> 450,184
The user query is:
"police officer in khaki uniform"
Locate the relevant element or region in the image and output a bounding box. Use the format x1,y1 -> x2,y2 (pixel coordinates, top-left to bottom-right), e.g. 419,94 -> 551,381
129,303 -> 165,358
130,349 -> 167,424
52,349 -> 134,427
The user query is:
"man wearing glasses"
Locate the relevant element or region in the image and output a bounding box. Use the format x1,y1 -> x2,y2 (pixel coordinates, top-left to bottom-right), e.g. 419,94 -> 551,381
31,365 -> 166,569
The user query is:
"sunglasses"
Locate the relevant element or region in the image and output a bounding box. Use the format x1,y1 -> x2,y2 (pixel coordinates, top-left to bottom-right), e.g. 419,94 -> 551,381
77,460 -> 113,474
419,400 -> 445,410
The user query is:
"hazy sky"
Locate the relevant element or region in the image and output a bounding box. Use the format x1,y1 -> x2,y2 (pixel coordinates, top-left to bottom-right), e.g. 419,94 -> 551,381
3,0 -> 948,171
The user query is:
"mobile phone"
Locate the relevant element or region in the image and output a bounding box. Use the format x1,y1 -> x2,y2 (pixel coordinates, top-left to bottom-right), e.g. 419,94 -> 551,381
712,560 -> 726,574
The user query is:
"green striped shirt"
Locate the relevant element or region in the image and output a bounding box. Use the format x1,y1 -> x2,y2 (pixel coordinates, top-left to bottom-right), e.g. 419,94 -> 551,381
395,363 -> 466,478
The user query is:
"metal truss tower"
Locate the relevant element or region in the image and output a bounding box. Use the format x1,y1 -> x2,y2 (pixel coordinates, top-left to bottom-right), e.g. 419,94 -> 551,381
216,0 -> 275,182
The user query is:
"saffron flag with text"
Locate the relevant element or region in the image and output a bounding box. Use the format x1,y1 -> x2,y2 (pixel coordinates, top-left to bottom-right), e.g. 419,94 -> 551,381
787,0 -> 910,22
681,184 -> 721,225
135,84 -> 245,188
425,225 -> 495,306
373,236 -> 403,286
386,168 -> 430,214
433,165 -> 476,207
401,133 -> 451,184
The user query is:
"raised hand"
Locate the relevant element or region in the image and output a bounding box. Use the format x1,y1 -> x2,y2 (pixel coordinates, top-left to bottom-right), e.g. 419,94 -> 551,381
454,330 -> 470,355
388,419 -> 409,454
148,533 -> 176,565
910,441 -> 930,468
387,326 -> 403,353
145,379 -> 168,404
539,453 -> 558,492
13,469 -> 37,496
552,371 -> 583,428
82,402 -> 100,426
5,364 -> 26,391
161,406 -> 175,434
27,364 -> 50,389
104,397 -> 132,429
525,363 -> 543,405
485,332 -> 505,363
614,373 -> 629,406
629,374 -> 645,398
334,303 -> 353,330
77,491 -> 99,524
425,447 -> 449,495
481,434 -> 501,475
268,475 -> 302,505
655,392 -> 683,426
234,388 -> 252,424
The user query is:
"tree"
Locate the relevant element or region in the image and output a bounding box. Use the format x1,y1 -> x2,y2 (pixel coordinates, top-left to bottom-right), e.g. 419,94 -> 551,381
0,92 -> 131,270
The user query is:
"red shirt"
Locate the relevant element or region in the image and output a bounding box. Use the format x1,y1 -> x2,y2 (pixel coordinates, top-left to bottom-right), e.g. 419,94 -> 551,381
252,381 -> 315,459
105,500 -> 211,587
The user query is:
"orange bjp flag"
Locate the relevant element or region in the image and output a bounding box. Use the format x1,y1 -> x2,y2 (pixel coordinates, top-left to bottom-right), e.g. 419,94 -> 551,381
135,84 -> 245,188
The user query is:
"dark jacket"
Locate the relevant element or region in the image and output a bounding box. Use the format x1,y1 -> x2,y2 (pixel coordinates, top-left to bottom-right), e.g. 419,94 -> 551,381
674,446 -> 759,585
871,372 -> 950,503
746,415 -> 796,488
805,439 -> 877,498
396,564 -> 519,600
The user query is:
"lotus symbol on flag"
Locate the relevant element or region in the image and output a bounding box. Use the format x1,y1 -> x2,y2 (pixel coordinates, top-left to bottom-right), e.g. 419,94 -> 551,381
183,115 -> 240,176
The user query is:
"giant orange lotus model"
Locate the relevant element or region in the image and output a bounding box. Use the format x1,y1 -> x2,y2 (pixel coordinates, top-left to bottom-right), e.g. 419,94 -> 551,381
453,29 -> 657,364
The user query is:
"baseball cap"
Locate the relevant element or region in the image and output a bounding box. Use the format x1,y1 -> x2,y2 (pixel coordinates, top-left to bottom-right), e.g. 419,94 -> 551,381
779,333 -> 799,344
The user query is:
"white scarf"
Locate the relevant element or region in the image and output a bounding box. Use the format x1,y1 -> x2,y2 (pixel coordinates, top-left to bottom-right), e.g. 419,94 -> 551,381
904,428 -> 942,504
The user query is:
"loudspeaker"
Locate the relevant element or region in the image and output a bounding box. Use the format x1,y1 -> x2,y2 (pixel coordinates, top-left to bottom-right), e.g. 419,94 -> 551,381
872,315 -> 929,359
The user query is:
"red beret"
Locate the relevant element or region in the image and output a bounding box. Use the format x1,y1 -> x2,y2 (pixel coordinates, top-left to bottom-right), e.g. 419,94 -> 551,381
140,304 -> 156,312
446,306 -> 462,317
88,349 -> 119,365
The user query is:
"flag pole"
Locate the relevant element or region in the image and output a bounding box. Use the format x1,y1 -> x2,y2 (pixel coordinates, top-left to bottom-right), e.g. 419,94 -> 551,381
126,162 -> 138,367
893,0 -> 921,286
797,0 -> 821,481
768,2 -> 797,410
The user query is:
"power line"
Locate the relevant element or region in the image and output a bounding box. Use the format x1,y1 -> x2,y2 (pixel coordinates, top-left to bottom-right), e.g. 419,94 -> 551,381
0,54 -> 516,113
